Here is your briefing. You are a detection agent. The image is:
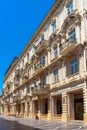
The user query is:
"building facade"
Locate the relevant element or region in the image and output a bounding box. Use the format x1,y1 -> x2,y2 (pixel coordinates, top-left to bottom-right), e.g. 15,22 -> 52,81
0,96 -> 3,115
2,0 -> 87,123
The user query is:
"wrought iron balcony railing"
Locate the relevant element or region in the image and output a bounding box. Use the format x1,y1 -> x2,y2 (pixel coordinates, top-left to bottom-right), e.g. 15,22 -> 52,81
14,80 -> 20,87
15,68 -> 20,76
31,83 -> 50,95
59,37 -> 76,56
36,39 -> 48,54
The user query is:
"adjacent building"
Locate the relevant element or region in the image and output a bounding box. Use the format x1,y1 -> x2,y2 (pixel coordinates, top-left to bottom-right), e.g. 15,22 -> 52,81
2,0 -> 87,123
0,96 -> 3,115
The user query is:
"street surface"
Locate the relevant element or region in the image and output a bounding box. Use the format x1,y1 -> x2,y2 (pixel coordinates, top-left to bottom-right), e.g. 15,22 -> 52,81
0,118 -> 40,130
0,116 -> 87,130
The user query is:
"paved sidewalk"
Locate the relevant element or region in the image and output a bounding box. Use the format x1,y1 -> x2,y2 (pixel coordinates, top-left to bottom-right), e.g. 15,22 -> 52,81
1,116 -> 87,130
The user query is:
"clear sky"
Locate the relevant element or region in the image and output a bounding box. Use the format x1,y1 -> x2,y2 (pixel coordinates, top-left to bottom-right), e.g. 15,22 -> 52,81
0,0 -> 56,95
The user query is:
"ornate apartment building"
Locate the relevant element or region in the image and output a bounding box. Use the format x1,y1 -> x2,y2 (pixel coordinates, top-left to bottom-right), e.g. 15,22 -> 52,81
2,0 -> 87,123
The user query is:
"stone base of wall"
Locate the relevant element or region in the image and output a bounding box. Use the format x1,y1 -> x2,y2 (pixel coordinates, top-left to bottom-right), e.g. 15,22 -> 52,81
84,113 -> 87,124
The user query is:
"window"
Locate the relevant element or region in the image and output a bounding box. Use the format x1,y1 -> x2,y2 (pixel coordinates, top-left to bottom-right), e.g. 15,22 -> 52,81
67,1 -> 73,15
27,86 -> 30,93
52,22 -> 56,32
53,69 -> 59,83
70,59 -> 78,75
41,76 -> 46,85
53,47 -> 58,57
41,56 -> 46,67
27,53 -> 29,61
22,59 -> 24,66
69,30 -> 76,43
41,34 -> 44,40
33,46 -> 37,52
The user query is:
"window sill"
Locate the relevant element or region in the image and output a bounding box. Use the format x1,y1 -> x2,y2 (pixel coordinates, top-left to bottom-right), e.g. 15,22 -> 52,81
52,80 -> 59,85
67,72 -> 79,78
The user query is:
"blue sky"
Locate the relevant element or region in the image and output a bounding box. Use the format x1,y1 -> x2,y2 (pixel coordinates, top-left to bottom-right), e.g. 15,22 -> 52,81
0,0 -> 55,95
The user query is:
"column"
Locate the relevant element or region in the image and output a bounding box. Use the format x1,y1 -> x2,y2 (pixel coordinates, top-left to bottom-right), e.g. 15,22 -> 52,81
20,103 -> 23,117
13,104 -> 16,116
4,105 -> 7,116
69,94 -> 74,120
48,95 -> 52,120
24,102 -> 28,117
38,99 -> 41,119
62,92 -> 68,122
30,101 -> 33,118
51,97 -> 54,120
83,84 -> 87,124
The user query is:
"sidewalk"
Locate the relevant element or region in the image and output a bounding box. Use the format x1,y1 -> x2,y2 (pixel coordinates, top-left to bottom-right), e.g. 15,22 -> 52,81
0,116 -> 87,130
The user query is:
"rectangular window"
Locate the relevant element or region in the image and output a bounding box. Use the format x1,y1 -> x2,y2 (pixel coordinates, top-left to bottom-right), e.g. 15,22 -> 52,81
53,47 -> 58,57
70,59 -> 78,75
22,59 -> 24,66
69,30 -> 76,44
67,1 -> 73,15
27,86 -> 30,93
27,53 -> 29,61
41,56 -> 46,67
52,22 -> 56,32
34,82 -> 37,91
53,69 -> 59,83
41,34 -> 44,40
41,76 -> 46,85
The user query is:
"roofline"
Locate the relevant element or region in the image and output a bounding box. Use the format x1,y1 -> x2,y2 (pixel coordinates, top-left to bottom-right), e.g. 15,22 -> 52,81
4,0 -> 62,82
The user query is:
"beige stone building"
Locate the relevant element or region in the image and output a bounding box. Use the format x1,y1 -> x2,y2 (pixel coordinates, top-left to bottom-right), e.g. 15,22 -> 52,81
2,0 -> 87,123
0,96 -> 3,115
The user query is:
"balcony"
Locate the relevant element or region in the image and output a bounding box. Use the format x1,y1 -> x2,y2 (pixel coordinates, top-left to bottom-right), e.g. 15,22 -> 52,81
62,9 -> 81,31
67,10 -> 76,19
34,63 -> 44,74
36,39 -> 48,54
12,95 -> 20,102
5,100 -> 10,104
6,81 -> 11,87
50,31 -> 58,39
5,90 -> 9,95
14,80 -> 19,87
51,53 -> 58,62
32,83 -> 50,96
15,68 -> 20,77
59,37 -> 76,56
23,72 -> 29,79
21,93 -> 32,100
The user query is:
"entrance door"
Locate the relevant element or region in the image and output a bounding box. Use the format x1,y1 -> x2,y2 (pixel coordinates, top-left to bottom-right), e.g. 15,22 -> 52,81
74,99 -> 84,120
45,99 -> 48,114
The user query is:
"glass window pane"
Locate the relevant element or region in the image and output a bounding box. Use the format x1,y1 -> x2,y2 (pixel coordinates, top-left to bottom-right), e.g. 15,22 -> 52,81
70,59 -> 78,75
67,1 -> 73,14
52,22 -> 56,32
54,47 -> 58,57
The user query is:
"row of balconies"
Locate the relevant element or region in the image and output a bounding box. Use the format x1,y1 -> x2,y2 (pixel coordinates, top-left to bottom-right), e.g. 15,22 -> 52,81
4,70 -> 85,103
4,8 -> 82,96
13,10 -> 81,86
12,83 -> 50,101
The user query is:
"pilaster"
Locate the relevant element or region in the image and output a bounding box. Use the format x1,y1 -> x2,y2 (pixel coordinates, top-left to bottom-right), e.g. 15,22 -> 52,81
47,95 -> 52,120
38,99 -> 41,119
83,84 -> 87,124
62,92 -> 68,122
